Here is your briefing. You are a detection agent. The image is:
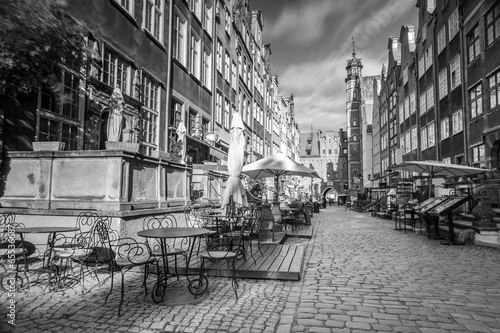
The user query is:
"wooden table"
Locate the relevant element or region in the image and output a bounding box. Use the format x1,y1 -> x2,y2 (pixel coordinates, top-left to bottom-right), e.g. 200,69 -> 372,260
137,227 -> 210,302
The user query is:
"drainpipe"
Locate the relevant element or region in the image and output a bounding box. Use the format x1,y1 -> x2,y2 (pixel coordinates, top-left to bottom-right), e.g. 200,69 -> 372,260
165,0 -> 174,151
458,2 -> 469,164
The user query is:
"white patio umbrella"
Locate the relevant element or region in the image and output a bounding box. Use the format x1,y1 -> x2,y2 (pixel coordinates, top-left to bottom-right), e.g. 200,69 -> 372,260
242,153 -> 321,200
176,121 -> 187,163
392,160 -> 489,196
221,112 -> 248,209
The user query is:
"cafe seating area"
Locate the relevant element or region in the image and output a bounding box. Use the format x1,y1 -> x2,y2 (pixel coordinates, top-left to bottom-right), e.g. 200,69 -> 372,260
0,201 -> 315,312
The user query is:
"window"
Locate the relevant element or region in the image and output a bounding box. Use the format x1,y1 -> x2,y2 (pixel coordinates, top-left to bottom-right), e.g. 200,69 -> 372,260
425,45 -> 433,71
439,69 -> 448,99
486,3 -> 500,46
403,65 -> 408,85
173,11 -> 187,66
114,0 -> 134,14
410,91 -> 416,114
231,61 -> 237,89
190,30 -> 201,78
472,144 -> 485,166
419,92 -> 427,113
448,9 -> 459,40
144,0 -> 164,41
170,100 -> 182,129
215,90 -> 222,123
469,84 -> 483,118
141,72 -> 160,155
437,26 -> 446,54
452,109 -> 463,134
103,47 -> 131,94
216,40 -> 222,73
203,1 -> 213,35
190,0 -> 201,19
442,157 -> 451,164
38,67 -> 82,150
467,25 -> 481,63
411,127 -> 417,151
489,69 -> 500,109
224,98 -> 230,128
224,7 -> 231,35
224,51 -> 230,82
404,131 -> 411,153
418,56 -> 425,78
426,85 -> 434,110
398,103 -> 404,124
202,46 -> 211,88
440,118 -> 449,140
428,122 -> 435,147
404,97 -> 410,120
450,55 -> 461,90
421,126 -> 428,150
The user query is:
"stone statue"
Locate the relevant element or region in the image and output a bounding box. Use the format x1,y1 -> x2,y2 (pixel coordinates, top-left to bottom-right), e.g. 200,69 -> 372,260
107,87 -> 125,142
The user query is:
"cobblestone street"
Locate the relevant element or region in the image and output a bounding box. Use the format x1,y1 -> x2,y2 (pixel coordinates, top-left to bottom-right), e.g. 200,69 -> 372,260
2,206 -> 500,332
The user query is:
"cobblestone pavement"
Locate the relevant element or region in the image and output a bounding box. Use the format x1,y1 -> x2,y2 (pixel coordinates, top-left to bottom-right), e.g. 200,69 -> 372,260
2,206 -> 500,332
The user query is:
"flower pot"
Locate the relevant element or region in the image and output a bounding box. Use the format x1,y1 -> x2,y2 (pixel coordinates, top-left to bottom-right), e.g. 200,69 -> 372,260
32,141 -> 65,151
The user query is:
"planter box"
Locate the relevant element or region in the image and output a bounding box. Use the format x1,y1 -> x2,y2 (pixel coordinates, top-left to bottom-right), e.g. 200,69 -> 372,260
32,141 -> 65,151
105,141 -> 140,153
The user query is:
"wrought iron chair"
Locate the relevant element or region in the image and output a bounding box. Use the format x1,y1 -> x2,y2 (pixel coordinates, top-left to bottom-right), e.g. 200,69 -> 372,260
97,218 -> 159,316
195,214 -> 250,298
0,212 -> 30,291
142,215 -> 189,278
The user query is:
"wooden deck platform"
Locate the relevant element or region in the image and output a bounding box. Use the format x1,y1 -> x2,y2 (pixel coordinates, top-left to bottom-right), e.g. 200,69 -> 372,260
175,212 -> 318,281
177,243 -> 305,281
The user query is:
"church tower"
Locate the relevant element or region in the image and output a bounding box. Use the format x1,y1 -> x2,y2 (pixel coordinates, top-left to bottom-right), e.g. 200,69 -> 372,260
345,40 -> 362,195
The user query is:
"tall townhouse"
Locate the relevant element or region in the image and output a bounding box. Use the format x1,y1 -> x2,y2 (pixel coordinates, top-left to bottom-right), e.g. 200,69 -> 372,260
251,10 -> 265,161
416,1 -> 439,162
360,75 -> 380,191
380,37 -> 402,189
372,73 -> 383,184
462,0 -> 500,168
262,43 -> 273,157
170,0 -> 215,164
398,26 -> 419,169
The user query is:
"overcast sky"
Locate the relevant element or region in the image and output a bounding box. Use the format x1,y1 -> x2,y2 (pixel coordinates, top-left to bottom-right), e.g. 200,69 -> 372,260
250,0 -> 418,133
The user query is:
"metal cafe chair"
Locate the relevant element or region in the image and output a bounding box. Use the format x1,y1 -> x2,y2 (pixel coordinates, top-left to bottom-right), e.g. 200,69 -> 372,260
142,215 -> 189,278
96,218 -> 159,316
0,212 -> 30,292
194,214 -> 250,299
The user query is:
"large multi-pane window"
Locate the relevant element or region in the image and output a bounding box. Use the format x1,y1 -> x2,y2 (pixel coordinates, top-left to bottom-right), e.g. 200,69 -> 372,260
488,69 -> 500,109
426,85 -> 434,110
450,55 -> 461,90
215,90 -> 222,123
440,118 -> 449,140
224,51 -> 230,82
190,30 -> 200,79
411,127 -> 417,151
437,26 -> 446,54
439,69 -> 448,99
141,72 -> 160,155
472,144 -> 485,167
410,91 -> 416,114
202,46 -> 211,88
421,127 -> 428,150
144,0 -> 163,41
190,0 -> 201,19
114,0 -> 134,14
452,110 -> 463,135
419,92 -> 427,113
224,98 -> 230,128
216,40 -> 222,73
428,122 -> 435,147
467,25 -> 480,63
224,7 -> 231,35
173,11 -> 187,66
203,1 -> 213,35
39,67 -> 82,150
469,84 -> 483,118
103,47 -> 131,95
425,45 -> 433,71
448,9 -> 459,40
486,3 -> 500,47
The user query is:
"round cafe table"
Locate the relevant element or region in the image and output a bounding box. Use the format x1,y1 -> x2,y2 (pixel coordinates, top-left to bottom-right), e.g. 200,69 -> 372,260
137,227 -> 210,303
13,226 -> 79,291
